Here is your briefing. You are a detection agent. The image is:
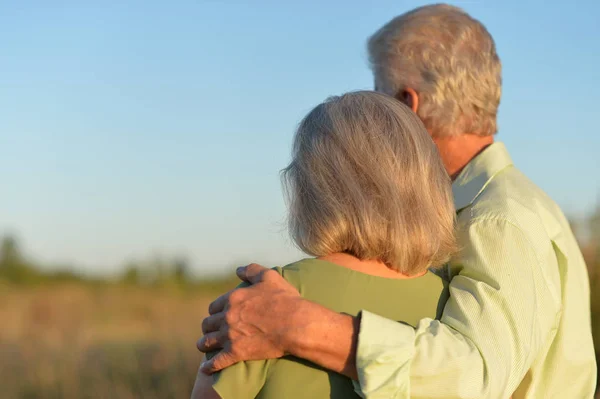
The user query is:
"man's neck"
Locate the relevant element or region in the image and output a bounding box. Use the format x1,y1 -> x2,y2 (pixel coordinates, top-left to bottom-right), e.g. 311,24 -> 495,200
433,134 -> 494,180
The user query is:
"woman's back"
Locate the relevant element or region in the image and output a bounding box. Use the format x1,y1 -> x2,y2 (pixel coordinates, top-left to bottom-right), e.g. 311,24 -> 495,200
209,258 -> 448,399
194,91 -> 457,399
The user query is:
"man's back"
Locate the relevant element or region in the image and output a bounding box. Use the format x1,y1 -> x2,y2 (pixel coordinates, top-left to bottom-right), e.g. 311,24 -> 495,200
447,142 -> 596,397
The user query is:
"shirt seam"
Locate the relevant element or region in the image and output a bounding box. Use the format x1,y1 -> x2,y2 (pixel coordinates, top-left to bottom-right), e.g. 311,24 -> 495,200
460,215 -> 560,306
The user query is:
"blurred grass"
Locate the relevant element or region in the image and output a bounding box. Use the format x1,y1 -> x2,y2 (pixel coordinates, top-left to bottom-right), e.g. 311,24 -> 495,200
0,280 -> 238,399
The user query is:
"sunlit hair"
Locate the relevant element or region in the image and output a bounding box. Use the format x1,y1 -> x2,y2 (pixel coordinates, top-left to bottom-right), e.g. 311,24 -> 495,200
282,91 -> 457,275
367,4 -> 502,138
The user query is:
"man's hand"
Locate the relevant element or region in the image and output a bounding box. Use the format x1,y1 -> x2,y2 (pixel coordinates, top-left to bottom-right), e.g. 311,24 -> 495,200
197,263 -> 360,380
197,263 -> 302,373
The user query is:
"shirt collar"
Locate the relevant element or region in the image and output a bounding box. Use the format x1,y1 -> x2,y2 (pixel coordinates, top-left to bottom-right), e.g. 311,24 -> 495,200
452,142 -> 514,212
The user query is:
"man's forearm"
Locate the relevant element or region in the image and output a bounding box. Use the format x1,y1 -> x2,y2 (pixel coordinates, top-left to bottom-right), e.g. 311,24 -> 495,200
199,266 -> 361,378
286,298 -> 360,380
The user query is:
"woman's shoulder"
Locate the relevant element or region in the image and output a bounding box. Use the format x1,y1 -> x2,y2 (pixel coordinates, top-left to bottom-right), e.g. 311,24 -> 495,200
277,258 -> 446,284
276,258 -> 323,274
274,258 -> 447,289
273,259 -> 447,323
272,258 -> 325,293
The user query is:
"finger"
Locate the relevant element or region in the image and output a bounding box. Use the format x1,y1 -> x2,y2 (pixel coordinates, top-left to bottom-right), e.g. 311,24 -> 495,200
200,351 -> 238,374
208,291 -> 231,315
196,331 -> 223,352
201,312 -> 225,334
235,265 -> 250,282
237,263 -> 273,284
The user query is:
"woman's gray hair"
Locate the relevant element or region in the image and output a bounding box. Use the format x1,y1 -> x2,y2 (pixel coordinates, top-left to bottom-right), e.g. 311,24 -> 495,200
368,4 -> 502,138
282,91 -> 457,274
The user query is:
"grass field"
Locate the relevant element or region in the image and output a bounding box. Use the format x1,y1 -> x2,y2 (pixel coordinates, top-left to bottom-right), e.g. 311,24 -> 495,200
0,282 -> 234,399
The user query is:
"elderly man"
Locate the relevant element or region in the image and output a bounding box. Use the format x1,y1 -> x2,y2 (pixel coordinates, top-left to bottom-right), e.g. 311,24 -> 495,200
198,4 -> 596,398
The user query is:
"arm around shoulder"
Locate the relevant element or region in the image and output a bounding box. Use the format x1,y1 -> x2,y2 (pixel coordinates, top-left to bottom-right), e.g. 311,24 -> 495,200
354,218 -> 561,398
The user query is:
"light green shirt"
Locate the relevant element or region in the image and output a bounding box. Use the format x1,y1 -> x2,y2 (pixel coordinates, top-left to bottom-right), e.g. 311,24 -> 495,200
355,142 -> 597,398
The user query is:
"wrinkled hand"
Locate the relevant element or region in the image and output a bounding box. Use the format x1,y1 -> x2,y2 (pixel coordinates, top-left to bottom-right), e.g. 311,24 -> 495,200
197,263 -> 302,374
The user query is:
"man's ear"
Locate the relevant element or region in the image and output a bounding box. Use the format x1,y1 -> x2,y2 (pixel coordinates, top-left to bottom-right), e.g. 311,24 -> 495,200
396,87 -> 419,113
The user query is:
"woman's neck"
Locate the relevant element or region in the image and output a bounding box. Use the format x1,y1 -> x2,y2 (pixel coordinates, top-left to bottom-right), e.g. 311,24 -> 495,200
317,252 -> 425,279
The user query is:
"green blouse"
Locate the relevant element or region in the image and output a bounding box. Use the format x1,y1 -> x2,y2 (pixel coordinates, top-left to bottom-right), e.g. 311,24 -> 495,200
209,258 -> 448,399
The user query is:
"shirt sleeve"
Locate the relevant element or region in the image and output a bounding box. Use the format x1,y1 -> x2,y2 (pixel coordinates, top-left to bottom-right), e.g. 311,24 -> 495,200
354,218 -> 561,399
207,354 -> 274,399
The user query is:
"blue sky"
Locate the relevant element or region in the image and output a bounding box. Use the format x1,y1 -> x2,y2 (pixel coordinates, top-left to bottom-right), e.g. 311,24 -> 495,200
1,1 -> 599,275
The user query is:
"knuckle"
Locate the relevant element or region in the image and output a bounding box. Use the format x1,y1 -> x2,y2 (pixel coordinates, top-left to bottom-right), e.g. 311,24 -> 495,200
216,327 -> 232,346
215,353 -> 231,369
229,289 -> 244,304
247,262 -> 262,270
197,335 -> 210,351
223,310 -> 236,325
222,325 -> 234,340
264,269 -> 278,279
247,263 -> 265,276
228,343 -> 240,357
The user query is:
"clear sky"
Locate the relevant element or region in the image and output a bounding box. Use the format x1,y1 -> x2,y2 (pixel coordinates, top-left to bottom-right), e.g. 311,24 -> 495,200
1,1 -> 599,275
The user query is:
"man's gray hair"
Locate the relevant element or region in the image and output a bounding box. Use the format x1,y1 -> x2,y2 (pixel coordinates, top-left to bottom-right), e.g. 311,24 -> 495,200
368,4 -> 502,137
282,91 -> 457,275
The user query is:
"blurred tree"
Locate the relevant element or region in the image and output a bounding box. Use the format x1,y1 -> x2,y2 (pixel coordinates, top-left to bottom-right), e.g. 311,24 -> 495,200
0,235 -> 38,283
150,255 -> 166,282
173,257 -> 190,284
0,235 -> 23,267
122,263 -> 141,285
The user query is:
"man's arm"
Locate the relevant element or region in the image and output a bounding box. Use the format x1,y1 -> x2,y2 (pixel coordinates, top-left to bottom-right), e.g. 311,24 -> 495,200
199,219 -> 560,398
354,218 -> 560,398
198,264 -> 360,380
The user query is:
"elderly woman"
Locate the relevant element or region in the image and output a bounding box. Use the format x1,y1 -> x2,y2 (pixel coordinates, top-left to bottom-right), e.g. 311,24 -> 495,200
192,91 -> 456,399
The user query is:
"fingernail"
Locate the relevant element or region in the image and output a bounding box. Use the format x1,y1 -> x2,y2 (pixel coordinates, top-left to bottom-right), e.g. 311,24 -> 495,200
236,266 -> 244,274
